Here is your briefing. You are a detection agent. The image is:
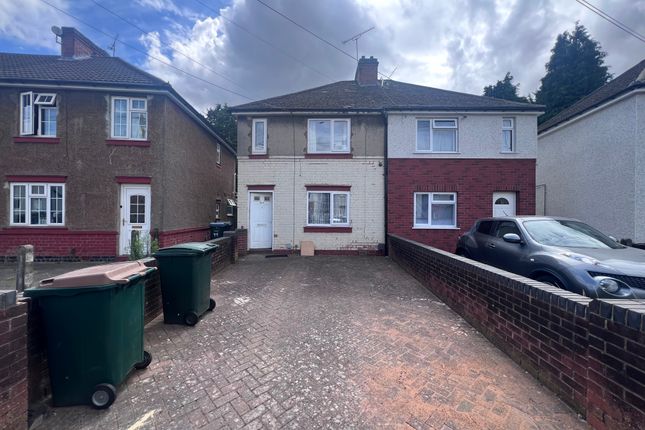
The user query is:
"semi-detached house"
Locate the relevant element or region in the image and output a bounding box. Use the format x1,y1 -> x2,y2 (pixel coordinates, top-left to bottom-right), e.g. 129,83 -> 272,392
0,28 -> 235,261
232,57 -> 542,254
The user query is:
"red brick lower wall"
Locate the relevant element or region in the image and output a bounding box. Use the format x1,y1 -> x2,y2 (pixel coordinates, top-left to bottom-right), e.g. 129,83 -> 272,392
1,297 -> 28,430
389,234 -> 645,429
158,227 -> 210,248
387,158 -> 536,252
236,229 -> 248,257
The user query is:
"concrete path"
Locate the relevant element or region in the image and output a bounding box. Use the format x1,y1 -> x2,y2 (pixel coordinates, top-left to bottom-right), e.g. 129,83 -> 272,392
39,255 -> 588,429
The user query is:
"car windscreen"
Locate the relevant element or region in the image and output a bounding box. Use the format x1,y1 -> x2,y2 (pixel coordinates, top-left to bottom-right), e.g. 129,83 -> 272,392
522,220 -> 624,249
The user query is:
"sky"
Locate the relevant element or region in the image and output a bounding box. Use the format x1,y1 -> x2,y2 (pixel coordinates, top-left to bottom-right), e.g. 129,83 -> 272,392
0,0 -> 644,113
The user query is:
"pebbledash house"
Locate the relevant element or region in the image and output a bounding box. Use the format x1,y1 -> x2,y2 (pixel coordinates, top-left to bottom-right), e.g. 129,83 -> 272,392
232,56 -> 542,254
0,28 -> 235,261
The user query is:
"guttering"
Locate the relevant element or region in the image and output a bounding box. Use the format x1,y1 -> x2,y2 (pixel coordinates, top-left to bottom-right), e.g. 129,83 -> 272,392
538,88 -> 645,137
0,81 -> 236,156
232,108 -> 544,116
385,109 -> 544,115
231,110 -> 382,116
383,111 -> 389,256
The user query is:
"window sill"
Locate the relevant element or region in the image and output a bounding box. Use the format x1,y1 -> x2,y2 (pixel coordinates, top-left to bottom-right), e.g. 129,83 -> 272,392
412,226 -> 460,230
413,151 -> 460,154
106,139 -> 151,147
249,154 -> 269,159
500,151 -> 516,154
304,226 -> 352,233
13,136 -> 60,144
305,153 -> 352,159
5,226 -> 67,231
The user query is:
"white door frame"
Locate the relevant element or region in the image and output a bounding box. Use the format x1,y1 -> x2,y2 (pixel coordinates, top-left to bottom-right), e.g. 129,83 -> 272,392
247,190 -> 274,249
119,184 -> 151,255
492,191 -> 517,217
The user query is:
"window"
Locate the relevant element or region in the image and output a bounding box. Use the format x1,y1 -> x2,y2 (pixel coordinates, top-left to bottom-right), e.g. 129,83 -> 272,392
307,119 -> 350,153
307,192 -> 350,225
215,199 -> 221,220
495,221 -> 521,238
502,118 -> 514,152
414,192 -> 456,228
226,199 -> 236,216
217,143 -> 222,164
20,92 -> 58,136
476,220 -> 494,235
111,97 -> 147,139
416,119 -> 458,152
252,119 -> 267,154
10,183 -> 65,226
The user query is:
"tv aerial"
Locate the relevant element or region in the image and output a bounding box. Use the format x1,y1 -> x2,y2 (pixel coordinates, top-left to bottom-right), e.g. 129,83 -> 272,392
51,26 -> 62,44
342,26 -> 375,60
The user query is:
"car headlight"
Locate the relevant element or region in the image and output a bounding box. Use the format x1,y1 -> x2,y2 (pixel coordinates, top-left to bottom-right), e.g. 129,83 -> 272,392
561,252 -> 599,265
593,276 -> 629,294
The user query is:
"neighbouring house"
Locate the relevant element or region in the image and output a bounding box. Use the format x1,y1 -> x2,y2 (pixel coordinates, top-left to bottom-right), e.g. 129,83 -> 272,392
537,59 -> 645,244
0,27 -> 236,261
231,56 -> 542,254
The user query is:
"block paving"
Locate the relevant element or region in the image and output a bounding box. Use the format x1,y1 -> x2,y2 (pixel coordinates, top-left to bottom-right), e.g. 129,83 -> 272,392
39,255 -> 588,429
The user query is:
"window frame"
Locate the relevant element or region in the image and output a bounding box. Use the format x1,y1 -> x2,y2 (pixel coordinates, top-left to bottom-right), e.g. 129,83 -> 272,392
20,92 -> 34,136
413,192 -> 457,229
110,96 -> 148,140
501,117 -> 515,153
415,118 -> 459,153
306,191 -> 351,226
10,182 -> 65,227
251,118 -> 267,154
216,143 -> 222,165
307,118 -> 351,154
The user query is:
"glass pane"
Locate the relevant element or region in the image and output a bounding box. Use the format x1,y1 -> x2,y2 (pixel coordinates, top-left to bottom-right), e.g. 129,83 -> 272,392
254,121 -> 265,150
495,197 -> 510,205
415,194 -> 429,224
130,112 -> 147,139
432,129 -> 456,151
131,99 -> 146,110
30,197 -> 47,225
502,119 -> 513,128
431,203 -> 455,226
332,194 -> 348,223
130,195 -> 145,224
49,186 -> 63,224
31,185 -> 45,195
22,94 -> 32,133
308,193 -> 330,224
12,185 -> 26,224
433,193 -> 454,201
332,120 -> 348,152
310,120 -> 331,152
502,130 -> 513,151
113,99 -> 128,137
434,119 -> 456,127
417,120 -> 431,151
40,107 -> 57,136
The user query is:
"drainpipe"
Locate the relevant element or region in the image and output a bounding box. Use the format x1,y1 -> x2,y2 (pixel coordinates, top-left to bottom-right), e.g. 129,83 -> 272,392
383,110 -> 388,256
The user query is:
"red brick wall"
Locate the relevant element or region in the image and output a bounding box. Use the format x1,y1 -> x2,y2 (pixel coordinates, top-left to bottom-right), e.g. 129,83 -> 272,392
389,234 -> 645,429
0,297 -> 28,430
236,229 -> 248,257
158,227 -> 210,248
387,158 -> 536,252
0,229 -> 117,261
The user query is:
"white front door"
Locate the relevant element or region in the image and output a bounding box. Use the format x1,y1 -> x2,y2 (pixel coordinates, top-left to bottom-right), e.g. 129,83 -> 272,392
249,192 -> 272,249
119,185 -> 151,255
493,192 -> 517,217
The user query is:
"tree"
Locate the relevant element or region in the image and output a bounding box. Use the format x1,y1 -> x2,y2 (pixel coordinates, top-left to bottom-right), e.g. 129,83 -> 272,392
535,23 -> 612,123
483,72 -> 529,103
206,104 -> 237,150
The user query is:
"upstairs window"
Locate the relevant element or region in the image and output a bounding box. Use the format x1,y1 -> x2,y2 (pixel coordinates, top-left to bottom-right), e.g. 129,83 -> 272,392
502,117 -> 514,152
111,97 -> 147,140
217,143 -> 222,164
252,119 -> 267,154
416,119 -> 458,152
414,192 -> 456,228
308,119 -> 350,153
10,183 -> 65,226
20,92 -> 58,137
307,191 -> 350,226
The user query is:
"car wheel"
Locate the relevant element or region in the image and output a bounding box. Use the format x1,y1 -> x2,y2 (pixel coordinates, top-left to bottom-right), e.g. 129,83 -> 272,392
456,248 -> 471,258
536,274 -> 566,290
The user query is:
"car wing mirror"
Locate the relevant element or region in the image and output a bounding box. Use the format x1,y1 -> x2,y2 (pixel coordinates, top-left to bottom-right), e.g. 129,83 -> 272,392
502,233 -> 522,244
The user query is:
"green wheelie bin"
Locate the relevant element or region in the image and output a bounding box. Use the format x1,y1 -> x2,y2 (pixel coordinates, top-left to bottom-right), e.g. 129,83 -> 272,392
153,242 -> 218,326
23,261 -> 156,409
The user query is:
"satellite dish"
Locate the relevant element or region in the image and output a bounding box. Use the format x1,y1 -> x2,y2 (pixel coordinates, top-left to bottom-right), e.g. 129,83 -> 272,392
51,26 -> 62,36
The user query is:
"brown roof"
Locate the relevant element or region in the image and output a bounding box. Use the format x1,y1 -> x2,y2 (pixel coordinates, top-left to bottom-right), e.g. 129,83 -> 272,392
538,59 -> 645,133
231,79 -> 543,113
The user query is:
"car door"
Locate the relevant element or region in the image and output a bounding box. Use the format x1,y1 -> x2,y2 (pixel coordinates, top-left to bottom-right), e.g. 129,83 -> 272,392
486,220 -> 524,272
470,220 -> 496,263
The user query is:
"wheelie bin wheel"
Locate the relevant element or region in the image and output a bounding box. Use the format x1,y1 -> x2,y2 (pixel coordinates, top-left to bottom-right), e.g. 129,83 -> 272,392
184,311 -> 199,326
208,298 -> 216,311
134,351 -> 152,370
91,383 -> 116,409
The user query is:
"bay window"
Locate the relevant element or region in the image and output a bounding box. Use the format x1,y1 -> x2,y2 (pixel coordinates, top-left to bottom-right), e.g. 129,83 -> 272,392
307,119 -> 350,153
11,183 -> 65,226
20,91 -> 57,136
416,119 -> 458,152
414,192 -> 456,228
307,191 -> 350,225
111,97 -> 147,139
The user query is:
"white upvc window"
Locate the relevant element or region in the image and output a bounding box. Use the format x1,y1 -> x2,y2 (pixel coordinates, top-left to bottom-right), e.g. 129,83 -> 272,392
416,118 -> 458,152
20,92 -> 58,136
414,192 -> 457,228
252,119 -> 267,154
307,191 -> 350,226
502,117 -> 514,152
111,97 -> 147,140
10,183 -> 65,226
216,143 -> 222,164
307,119 -> 350,153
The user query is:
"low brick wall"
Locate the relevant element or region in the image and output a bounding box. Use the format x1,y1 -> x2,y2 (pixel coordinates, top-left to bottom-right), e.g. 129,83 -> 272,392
210,236 -> 233,274
142,258 -> 162,325
0,291 -> 28,430
236,228 -> 248,257
0,230 -> 117,262
158,227 -> 210,248
388,234 -> 645,430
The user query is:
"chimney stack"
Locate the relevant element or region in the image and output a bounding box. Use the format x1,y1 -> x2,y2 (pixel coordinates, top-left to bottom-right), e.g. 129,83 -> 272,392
60,27 -> 109,58
355,56 -> 379,86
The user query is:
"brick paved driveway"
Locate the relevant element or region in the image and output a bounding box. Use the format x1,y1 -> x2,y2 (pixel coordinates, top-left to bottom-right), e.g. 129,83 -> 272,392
41,255 -> 588,429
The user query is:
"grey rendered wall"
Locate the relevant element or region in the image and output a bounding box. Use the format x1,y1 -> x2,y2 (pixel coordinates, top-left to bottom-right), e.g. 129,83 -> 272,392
537,95 -> 638,241
635,94 -> 645,242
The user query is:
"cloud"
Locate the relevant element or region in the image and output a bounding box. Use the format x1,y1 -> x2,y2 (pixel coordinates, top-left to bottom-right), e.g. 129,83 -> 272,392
0,0 -> 72,51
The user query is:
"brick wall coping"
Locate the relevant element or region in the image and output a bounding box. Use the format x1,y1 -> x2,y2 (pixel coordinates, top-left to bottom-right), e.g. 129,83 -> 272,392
0,290 -> 17,310
591,299 -> 645,330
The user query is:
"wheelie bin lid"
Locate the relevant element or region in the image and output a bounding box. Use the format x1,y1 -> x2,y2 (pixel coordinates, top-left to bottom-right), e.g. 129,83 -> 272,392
209,222 -> 231,227
153,242 -> 219,257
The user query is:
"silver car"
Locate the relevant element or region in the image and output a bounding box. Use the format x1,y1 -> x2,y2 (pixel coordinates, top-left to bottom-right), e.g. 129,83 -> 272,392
456,216 -> 645,298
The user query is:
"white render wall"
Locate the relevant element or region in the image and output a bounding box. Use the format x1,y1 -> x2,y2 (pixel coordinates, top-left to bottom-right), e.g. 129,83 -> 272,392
387,113 -> 539,158
537,93 -> 644,242
238,157 -> 385,251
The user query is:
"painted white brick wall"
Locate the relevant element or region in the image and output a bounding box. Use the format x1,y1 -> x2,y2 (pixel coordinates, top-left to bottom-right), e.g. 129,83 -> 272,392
387,113 -> 538,158
238,157 -> 385,251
